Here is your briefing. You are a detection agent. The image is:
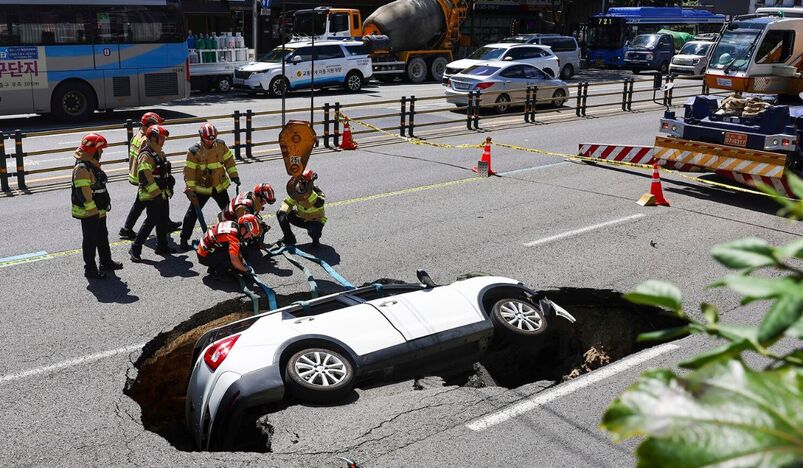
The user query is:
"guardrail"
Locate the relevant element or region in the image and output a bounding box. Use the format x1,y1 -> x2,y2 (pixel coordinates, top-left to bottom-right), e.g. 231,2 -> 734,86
0,74 -> 719,194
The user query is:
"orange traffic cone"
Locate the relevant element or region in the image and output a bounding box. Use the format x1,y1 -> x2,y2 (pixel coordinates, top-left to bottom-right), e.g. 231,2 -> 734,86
338,117 -> 358,151
638,162 -> 670,207
472,137 -> 496,177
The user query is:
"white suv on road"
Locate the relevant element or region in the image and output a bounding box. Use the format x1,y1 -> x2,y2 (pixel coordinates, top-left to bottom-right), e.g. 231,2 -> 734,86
234,40 -> 373,96
443,43 -> 560,85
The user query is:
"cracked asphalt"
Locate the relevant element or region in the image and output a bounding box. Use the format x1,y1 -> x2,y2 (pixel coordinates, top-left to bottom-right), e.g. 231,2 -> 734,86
0,103 -> 800,467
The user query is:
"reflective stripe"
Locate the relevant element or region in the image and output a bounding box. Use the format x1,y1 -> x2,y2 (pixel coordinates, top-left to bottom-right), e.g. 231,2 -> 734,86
139,162 -> 154,171
226,166 -> 238,175
195,186 -> 213,195
202,162 -> 224,169
185,160 -> 199,169
73,179 -> 91,187
84,201 -> 97,210
145,182 -> 158,193
187,180 -> 197,187
307,191 -> 319,204
223,149 -> 233,161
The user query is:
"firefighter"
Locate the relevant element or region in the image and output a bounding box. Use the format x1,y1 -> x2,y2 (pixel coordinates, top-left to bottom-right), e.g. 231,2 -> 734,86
129,125 -> 177,262
196,214 -> 262,277
179,123 -> 240,251
219,183 -> 277,256
119,112 -> 180,239
277,169 -> 326,247
72,133 -> 123,279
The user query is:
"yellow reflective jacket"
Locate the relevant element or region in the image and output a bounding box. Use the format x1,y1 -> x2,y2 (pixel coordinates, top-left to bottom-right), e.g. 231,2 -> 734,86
71,150 -> 109,219
128,129 -> 145,185
280,187 -> 326,224
184,139 -> 239,195
136,141 -> 173,202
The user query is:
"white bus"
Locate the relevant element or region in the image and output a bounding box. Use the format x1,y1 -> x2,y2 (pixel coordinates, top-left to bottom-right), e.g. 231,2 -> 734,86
0,0 -> 190,122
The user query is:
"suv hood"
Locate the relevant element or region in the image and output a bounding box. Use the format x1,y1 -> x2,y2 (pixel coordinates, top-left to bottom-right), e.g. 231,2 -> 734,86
238,62 -> 280,73
447,58 -> 480,71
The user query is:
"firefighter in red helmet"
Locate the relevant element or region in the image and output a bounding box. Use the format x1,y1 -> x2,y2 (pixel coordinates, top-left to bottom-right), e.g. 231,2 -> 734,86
277,169 -> 326,247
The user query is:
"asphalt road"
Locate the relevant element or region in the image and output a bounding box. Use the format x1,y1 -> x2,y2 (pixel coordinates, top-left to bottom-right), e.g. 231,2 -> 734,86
1,102 -> 798,467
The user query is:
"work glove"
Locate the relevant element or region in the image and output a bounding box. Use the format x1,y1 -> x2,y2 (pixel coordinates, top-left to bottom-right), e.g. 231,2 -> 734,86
231,177 -> 241,186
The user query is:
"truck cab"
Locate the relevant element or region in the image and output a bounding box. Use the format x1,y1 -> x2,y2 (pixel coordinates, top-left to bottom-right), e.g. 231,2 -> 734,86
624,33 -> 675,74
292,7 -> 362,41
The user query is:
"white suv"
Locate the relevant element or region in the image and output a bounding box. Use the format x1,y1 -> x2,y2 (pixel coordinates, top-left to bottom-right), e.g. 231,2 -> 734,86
502,34 -> 582,79
234,40 -> 373,96
443,43 -> 560,85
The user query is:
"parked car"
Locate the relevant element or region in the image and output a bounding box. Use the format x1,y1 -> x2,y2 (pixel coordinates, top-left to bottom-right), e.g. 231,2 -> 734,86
233,40 -> 372,97
443,43 -> 560,85
186,272 -> 575,450
444,61 -> 570,113
669,40 -> 715,77
624,33 -> 676,74
502,34 -> 582,79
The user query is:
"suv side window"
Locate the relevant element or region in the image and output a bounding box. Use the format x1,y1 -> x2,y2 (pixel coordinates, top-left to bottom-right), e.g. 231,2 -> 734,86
509,47 -> 545,60
317,45 -> 345,60
557,38 -> 577,52
293,46 -> 314,62
659,36 -> 673,49
345,44 -> 368,56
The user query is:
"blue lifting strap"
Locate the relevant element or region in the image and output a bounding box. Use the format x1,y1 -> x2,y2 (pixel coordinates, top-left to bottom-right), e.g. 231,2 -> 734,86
371,283 -> 385,297
251,275 -> 278,311
289,246 -> 355,289
238,275 -> 260,315
282,250 -> 319,298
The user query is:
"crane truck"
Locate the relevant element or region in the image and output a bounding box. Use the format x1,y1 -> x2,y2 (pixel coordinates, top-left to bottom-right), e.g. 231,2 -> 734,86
291,1 -> 467,83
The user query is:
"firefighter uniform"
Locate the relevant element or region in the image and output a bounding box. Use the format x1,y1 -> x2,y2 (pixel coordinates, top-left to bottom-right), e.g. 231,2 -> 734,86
277,187 -> 326,246
121,129 -> 147,234
196,220 -> 251,276
180,139 -> 239,244
71,149 -> 115,277
130,138 -> 175,259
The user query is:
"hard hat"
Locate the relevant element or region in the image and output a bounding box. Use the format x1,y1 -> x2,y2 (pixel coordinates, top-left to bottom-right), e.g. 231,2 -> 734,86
140,112 -> 163,127
253,183 -> 276,204
145,125 -> 170,141
79,133 -> 109,154
238,214 -> 261,238
199,123 -> 218,142
302,169 -> 317,182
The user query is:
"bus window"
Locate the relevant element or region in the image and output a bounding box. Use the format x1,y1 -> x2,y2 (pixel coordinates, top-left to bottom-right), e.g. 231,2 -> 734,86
5,9 -> 93,45
96,6 -> 181,44
756,30 -> 795,64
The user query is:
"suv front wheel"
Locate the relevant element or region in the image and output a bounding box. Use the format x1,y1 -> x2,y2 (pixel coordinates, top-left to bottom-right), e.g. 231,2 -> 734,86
344,70 -> 363,92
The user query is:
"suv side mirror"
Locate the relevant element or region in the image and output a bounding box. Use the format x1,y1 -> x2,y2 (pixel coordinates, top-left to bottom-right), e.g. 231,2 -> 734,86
503,56 -> 513,61
291,55 -> 302,63
416,269 -> 437,288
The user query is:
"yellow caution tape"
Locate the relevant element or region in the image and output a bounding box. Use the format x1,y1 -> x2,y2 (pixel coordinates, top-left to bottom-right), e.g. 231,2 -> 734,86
339,112 -> 484,150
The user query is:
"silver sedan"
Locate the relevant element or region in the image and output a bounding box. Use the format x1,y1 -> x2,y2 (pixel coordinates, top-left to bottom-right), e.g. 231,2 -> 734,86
444,60 -> 570,114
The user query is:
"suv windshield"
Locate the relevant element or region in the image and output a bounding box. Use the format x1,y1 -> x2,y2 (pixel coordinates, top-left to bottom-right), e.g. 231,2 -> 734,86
630,34 -> 659,49
709,28 -> 763,72
258,47 -> 296,63
468,47 -> 505,60
679,42 -> 712,56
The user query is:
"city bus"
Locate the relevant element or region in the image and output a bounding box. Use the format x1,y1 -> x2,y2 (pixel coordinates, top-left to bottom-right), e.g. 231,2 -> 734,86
585,7 -> 726,68
0,0 -> 190,122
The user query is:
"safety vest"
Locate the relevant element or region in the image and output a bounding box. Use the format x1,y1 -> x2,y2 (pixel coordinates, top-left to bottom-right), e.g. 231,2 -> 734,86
71,155 -> 110,219
221,192 -> 260,221
128,130 -> 145,185
137,144 -> 173,202
197,221 -> 241,258
184,140 -> 239,195
281,188 -> 326,224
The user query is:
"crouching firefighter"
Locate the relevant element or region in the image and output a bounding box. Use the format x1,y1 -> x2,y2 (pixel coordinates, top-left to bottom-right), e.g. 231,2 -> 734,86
196,214 -> 262,277
72,133 -> 123,279
278,169 -> 326,247
219,183 -> 276,251
129,125 -> 177,262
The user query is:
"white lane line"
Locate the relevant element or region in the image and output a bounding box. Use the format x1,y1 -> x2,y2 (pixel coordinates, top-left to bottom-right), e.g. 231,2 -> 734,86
524,213 -> 645,247
465,342 -> 680,431
500,161 -> 569,176
0,343 -> 145,385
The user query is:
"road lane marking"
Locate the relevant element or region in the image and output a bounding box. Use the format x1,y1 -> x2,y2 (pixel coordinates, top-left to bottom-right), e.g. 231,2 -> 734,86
0,251 -> 48,263
465,342 -> 680,431
524,214 -> 645,247
0,343 -> 145,385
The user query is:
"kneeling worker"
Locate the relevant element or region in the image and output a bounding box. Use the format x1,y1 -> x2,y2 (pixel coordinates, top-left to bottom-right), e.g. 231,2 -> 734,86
196,214 -> 262,277
277,170 -> 326,247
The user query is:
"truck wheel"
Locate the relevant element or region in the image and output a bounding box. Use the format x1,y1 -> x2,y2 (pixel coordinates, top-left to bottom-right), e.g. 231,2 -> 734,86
344,70 -> 363,92
405,57 -> 428,84
216,76 -> 232,93
51,81 -> 96,123
269,77 -> 289,98
429,57 -> 449,82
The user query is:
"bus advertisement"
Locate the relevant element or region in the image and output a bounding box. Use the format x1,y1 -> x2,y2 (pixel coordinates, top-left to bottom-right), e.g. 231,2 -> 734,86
0,0 -> 190,122
585,7 -> 726,68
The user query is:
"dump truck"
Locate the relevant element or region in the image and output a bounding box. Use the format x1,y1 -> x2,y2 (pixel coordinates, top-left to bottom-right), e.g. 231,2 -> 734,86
291,1 -> 467,83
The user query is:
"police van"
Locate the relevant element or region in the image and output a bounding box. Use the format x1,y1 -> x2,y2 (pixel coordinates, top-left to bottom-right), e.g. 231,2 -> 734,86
233,40 -> 372,96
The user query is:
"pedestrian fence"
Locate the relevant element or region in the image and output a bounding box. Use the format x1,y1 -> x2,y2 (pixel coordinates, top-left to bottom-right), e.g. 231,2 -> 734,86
0,74 -> 721,193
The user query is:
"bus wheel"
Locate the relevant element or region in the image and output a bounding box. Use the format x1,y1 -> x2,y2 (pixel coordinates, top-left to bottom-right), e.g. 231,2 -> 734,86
52,81 -> 96,122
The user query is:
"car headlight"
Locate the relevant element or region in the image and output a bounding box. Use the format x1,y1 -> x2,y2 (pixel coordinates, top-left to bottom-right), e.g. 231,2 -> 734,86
692,58 -> 701,65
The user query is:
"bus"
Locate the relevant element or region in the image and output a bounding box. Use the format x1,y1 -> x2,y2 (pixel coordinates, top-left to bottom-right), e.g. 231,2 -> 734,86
0,0 -> 190,122
585,7 -> 726,68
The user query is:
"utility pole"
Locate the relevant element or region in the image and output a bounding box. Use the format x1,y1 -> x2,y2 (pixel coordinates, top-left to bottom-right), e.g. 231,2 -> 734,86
252,0 -> 259,56
601,0 -> 606,14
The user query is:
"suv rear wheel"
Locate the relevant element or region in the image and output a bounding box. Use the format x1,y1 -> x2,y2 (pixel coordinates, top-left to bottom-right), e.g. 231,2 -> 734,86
285,347 -> 354,403
344,70 -> 363,92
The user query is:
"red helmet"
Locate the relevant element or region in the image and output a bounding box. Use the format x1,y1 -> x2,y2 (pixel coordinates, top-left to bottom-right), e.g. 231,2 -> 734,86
140,112 -> 163,127
146,125 -> 170,141
238,214 -> 261,238
199,123 -> 218,142
253,183 -> 276,204
302,169 -> 317,182
79,133 -> 109,154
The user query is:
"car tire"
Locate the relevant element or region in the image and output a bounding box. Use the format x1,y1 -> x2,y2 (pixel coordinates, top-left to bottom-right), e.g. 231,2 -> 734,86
285,347 -> 354,403
405,57 -> 428,83
216,75 -> 232,93
494,94 -> 511,114
51,81 -> 96,123
344,70 -> 363,92
560,64 -> 574,80
268,76 -> 289,98
551,89 -> 567,107
491,298 -> 548,338
429,56 -> 449,82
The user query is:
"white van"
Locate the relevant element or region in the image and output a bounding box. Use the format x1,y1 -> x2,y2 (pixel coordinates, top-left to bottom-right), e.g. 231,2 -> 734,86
502,34 -> 582,79
234,40 -> 373,96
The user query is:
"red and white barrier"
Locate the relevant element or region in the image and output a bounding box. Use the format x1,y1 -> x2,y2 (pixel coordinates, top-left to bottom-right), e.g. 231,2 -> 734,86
718,171 -> 793,197
578,144 -> 656,165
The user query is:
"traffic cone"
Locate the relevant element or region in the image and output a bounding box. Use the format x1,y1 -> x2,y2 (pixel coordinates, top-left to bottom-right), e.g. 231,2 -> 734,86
472,137 -> 496,177
338,117 -> 358,151
637,162 -> 670,207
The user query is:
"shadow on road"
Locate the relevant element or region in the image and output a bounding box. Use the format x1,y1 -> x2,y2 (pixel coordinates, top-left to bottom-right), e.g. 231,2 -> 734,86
85,274 -> 140,304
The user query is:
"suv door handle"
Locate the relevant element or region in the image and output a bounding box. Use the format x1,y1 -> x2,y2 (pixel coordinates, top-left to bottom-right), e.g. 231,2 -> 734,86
378,300 -> 398,307
294,317 -> 315,324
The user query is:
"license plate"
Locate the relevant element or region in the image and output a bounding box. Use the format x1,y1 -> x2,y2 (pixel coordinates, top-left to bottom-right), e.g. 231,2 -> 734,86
724,131 -> 748,147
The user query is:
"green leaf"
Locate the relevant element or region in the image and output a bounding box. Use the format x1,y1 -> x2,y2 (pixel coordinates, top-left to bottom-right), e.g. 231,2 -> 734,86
758,295 -> 803,345
701,303 -> 718,325
713,275 -> 801,300
777,237 -> 803,261
637,326 -> 689,343
712,323 -> 759,344
786,317 -> 803,339
787,173 -> 803,200
679,340 -> 750,369
711,238 -> 776,269
601,360 -> 803,467
624,281 -> 683,314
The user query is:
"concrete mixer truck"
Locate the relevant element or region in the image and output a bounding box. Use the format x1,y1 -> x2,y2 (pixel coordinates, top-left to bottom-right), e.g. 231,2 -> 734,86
291,1 -> 467,83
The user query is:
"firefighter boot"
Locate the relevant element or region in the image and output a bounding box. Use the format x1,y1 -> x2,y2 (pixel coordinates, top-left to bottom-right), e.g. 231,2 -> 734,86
84,265 -> 107,280
100,260 -> 124,271
129,244 -> 143,263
